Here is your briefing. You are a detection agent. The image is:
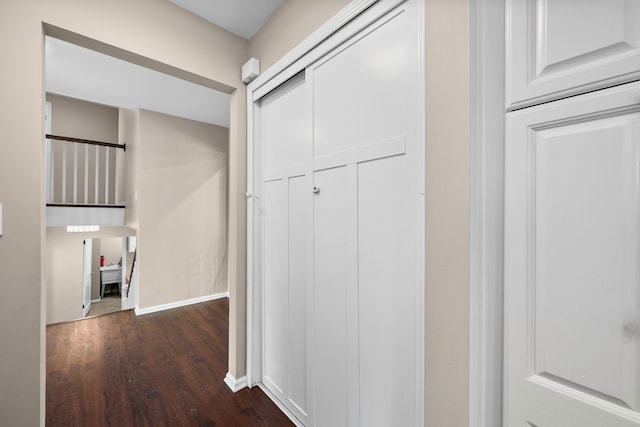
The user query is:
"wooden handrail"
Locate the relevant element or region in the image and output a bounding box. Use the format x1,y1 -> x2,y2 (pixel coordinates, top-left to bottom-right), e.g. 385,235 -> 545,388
46,134 -> 126,151
46,203 -> 125,208
126,249 -> 136,297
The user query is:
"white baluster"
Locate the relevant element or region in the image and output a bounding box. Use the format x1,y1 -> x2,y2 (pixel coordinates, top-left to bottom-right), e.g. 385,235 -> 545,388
95,145 -> 100,204
62,141 -> 67,203
84,144 -> 89,204
73,143 -> 78,204
105,146 -> 110,205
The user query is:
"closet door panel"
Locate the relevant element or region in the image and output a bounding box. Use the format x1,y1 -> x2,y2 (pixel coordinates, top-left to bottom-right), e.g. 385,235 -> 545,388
507,0 -> 640,109
259,74 -> 310,422
313,166 -> 349,427
358,154 -> 416,427
263,178 -> 289,394
288,175 -> 307,415
263,82 -> 308,171
312,9 -> 407,159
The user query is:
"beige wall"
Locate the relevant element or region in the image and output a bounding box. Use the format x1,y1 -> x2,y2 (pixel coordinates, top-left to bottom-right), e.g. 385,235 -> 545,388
248,0 -> 351,70
136,110 -> 228,308
100,237 -> 122,266
424,0 -> 470,425
0,0 -> 247,424
45,229 -> 84,324
45,226 -> 135,325
122,109 -> 140,228
47,94 -> 119,141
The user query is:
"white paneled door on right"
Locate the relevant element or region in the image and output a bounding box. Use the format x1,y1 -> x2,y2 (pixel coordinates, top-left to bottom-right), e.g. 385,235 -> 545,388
506,0 -> 640,109
505,81 -> 640,426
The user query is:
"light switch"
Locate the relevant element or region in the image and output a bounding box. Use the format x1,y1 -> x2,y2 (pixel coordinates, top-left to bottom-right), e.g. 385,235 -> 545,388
0,204 -> 3,236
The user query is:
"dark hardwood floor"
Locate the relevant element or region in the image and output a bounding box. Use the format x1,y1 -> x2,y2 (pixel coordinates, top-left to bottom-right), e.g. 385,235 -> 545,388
46,298 -> 294,427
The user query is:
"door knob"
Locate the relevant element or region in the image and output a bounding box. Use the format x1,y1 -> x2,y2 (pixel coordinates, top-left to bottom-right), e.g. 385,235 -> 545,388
313,186 -> 320,194
623,323 -> 639,339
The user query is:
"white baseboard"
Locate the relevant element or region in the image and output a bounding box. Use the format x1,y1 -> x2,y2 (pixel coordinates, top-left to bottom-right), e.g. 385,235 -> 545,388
91,298 -> 101,303
258,383 -> 305,427
134,291 -> 229,316
224,372 -> 248,393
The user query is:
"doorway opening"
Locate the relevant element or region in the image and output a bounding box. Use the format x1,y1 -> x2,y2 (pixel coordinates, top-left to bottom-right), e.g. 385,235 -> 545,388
43,33 -> 231,327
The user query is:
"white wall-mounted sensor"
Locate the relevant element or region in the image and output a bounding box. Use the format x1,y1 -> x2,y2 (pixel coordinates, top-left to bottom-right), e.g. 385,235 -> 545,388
242,57 -> 260,84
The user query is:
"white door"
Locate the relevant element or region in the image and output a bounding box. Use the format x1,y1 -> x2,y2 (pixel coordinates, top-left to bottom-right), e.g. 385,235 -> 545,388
309,4 -> 419,425
259,73 -> 310,424
82,238 -> 92,317
504,81 -> 640,426
506,0 -> 640,109
252,1 -> 422,426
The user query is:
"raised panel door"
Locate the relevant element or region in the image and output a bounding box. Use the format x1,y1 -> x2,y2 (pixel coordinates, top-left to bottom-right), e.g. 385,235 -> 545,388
505,81 -> 640,426
507,0 -> 640,109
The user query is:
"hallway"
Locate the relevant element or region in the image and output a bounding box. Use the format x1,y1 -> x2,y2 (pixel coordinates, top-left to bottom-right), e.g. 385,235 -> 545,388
46,299 -> 293,426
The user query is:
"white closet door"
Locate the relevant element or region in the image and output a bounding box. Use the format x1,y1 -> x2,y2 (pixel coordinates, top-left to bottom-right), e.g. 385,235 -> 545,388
505,81 -> 640,426
312,165 -> 351,427
253,2 -> 421,426
310,3 -> 418,426
260,75 -> 310,423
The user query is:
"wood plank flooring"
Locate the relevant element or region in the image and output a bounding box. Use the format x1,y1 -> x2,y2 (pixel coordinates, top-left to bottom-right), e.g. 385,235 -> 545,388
46,298 -> 294,427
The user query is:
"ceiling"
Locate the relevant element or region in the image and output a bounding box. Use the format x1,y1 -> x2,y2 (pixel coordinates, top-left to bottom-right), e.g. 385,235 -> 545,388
46,37 -> 231,127
45,0 -> 285,128
169,0 -> 284,40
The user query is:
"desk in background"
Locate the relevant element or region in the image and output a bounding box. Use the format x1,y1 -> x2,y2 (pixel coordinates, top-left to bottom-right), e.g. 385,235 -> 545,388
100,265 -> 122,298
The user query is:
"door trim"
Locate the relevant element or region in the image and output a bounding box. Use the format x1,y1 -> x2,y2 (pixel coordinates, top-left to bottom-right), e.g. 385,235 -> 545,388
246,1 -> 425,425
469,0 -> 505,426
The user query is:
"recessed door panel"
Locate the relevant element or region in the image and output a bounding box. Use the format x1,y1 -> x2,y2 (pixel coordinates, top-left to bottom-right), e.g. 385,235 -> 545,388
358,154 -> 416,427
535,116 -> 640,411
313,166 -> 349,427
288,175 -> 307,417
505,81 -> 640,426
312,9 -> 407,159
263,79 -> 308,172
263,178 -> 289,395
507,0 -> 640,108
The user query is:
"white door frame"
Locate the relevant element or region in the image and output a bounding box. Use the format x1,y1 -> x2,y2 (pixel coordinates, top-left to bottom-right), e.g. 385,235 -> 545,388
82,238 -> 93,317
469,0 -> 506,426
246,0 -> 425,424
